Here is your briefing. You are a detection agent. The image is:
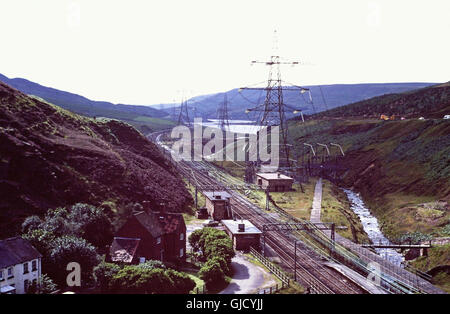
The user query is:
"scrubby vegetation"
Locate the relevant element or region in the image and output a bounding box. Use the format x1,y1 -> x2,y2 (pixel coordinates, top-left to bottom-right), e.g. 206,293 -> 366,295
0,81 -> 192,237
22,203 -> 110,288
189,227 -> 235,290
104,262 -> 195,294
289,118 -> 450,240
311,82 -> 449,119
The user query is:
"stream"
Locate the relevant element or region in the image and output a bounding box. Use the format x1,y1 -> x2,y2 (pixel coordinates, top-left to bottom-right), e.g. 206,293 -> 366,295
343,189 -> 405,267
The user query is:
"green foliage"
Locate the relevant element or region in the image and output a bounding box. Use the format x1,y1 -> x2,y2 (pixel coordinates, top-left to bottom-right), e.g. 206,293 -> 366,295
398,231 -> 433,244
198,258 -> 225,288
136,260 -> 166,271
47,236 -> 100,287
188,229 -> 203,251
66,203 -> 113,247
204,238 -> 234,264
27,274 -> 58,294
165,269 -> 196,294
93,261 -> 121,292
191,227 -> 235,288
22,228 -> 56,257
21,215 -> 43,234
110,265 -> 195,294
29,203 -> 113,248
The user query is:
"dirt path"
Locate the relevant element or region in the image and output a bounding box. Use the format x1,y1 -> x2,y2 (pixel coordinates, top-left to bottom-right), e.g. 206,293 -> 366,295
219,253 -> 276,294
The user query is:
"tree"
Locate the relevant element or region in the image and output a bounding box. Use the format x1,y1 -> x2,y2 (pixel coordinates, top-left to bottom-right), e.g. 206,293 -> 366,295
109,265 -> 194,294
22,228 -> 56,257
136,260 -> 166,271
21,216 -> 43,233
93,261 -> 121,293
27,274 -> 58,294
67,203 -> 113,247
188,229 -> 203,252
199,258 -> 225,288
165,269 -> 195,294
48,236 -> 100,287
204,238 -> 235,263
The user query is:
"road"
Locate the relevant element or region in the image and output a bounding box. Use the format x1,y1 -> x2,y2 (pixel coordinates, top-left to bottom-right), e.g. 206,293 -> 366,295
219,253 -> 276,294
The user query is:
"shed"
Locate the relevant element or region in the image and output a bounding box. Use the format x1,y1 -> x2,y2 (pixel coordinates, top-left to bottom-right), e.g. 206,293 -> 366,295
255,172 -> 293,192
221,219 -> 262,251
202,191 -> 232,221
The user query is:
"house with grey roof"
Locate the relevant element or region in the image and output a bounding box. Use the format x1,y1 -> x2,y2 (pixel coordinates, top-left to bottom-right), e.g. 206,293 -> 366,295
0,237 -> 42,294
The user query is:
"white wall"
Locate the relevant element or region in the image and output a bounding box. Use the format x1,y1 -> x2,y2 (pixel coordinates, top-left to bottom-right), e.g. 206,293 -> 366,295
0,258 -> 41,294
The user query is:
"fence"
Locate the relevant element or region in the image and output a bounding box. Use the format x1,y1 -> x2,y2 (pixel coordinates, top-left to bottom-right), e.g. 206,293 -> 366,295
250,247 -> 290,287
258,283 -> 284,294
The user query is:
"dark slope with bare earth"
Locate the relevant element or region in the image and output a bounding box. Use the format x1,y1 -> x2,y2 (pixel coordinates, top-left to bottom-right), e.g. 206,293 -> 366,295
0,81 -> 191,237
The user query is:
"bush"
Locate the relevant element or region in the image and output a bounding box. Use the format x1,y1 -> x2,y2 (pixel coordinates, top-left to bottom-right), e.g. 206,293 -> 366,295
189,227 -> 235,284
27,274 -> 58,294
67,203 -> 113,247
136,260 -> 166,271
21,216 -> 43,233
47,236 -> 100,287
165,269 -> 196,294
199,259 -> 225,288
110,265 -> 194,294
94,261 -> 121,292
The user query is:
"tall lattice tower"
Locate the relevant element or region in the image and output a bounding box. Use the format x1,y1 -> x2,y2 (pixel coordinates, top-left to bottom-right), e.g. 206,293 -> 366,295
177,98 -> 191,127
216,93 -> 230,131
240,31 -> 310,168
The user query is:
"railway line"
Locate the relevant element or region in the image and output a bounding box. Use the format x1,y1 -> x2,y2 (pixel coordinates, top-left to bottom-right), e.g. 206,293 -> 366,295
149,131 -> 367,293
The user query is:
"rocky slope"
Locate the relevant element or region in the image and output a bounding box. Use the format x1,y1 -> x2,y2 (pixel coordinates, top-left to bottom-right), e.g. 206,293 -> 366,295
0,81 -> 191,237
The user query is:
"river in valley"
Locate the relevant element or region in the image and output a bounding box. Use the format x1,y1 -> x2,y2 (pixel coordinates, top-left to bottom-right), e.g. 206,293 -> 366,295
343,189 -> 405,267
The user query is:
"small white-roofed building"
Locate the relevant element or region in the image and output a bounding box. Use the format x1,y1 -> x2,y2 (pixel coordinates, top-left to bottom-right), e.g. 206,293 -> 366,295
221,219 -> 262,251
255,172 -> 293,192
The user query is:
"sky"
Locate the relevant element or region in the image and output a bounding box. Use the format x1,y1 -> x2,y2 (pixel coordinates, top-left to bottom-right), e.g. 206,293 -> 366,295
0,0 -> 449,105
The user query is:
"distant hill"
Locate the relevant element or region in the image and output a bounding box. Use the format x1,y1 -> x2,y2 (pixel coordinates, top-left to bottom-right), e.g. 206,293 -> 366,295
0,81 -> 191,237
311,82 -> 450,119
169,82 -> 437,120
0,73 -> 175,133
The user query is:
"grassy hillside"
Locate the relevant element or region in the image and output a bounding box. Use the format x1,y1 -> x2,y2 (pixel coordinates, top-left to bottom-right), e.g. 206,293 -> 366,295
288,118 -> 450,240
311,82 -> 450,119
0,81 -> 192,237
0,73 -> 175,133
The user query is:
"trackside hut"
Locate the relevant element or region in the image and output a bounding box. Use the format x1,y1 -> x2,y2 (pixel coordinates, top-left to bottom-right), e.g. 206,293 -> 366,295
255,172 -> 293,192
221,220 -> 262,251
203,191 -> 232,221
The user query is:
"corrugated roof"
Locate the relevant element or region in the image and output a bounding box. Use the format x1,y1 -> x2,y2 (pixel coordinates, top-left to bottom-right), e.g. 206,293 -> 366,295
256,172 -> 293,180
0,237 -> 42,268
110,237 -> 140,263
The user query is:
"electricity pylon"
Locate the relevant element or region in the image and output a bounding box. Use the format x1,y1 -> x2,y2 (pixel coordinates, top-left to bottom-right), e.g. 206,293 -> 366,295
177,98 -> 191,127
239,56 -> 310,168
216,93 -> 230,131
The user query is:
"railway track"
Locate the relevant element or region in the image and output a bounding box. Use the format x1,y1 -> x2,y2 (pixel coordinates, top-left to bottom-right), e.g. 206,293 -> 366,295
149,131 -> 367,294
